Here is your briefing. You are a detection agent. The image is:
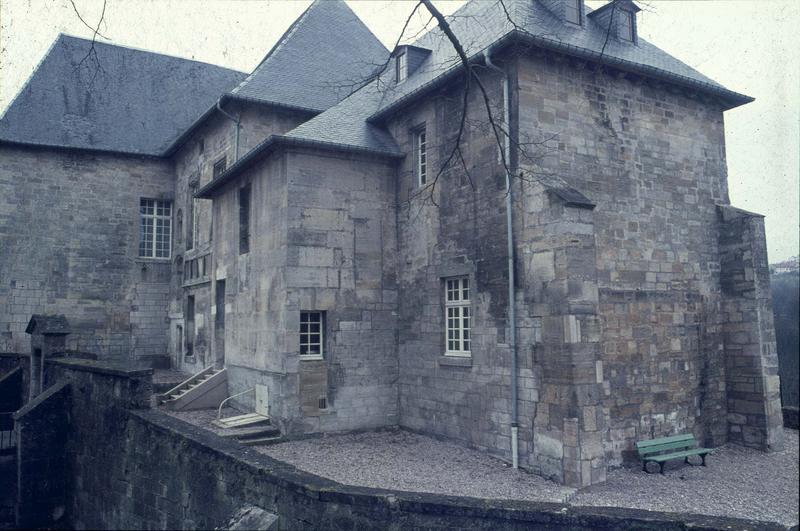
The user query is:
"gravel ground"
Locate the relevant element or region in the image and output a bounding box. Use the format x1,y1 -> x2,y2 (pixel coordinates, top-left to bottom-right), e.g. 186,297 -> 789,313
257,429 -> 575,503
159,408 -> 798,526
571,428 -> 799,526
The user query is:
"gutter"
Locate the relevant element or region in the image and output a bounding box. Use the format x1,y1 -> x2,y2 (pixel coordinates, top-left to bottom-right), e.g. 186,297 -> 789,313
484,47 -> 519,470
195,135 -> 404,199
216,99 -> 241,162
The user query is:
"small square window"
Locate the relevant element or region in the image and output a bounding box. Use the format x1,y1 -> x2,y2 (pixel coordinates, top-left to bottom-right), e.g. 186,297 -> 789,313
300,311 -> 324,358
213,156 -> 227,179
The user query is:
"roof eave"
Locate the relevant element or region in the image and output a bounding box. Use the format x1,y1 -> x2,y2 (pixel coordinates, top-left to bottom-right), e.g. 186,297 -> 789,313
161,95 -> 324,158
0,137 -> 164,159
368,30 -> 753,123
195,135 -> 403,199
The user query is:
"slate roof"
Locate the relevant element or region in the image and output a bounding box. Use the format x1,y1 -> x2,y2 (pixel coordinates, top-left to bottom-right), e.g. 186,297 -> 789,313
227,0 -> 388,113
25,314 -> 70,335
0,35 -> 247,156
284,0 -> 753,154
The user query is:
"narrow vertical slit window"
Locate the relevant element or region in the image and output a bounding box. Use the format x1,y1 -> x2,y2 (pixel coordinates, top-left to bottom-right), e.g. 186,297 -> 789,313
239,184 -> 251,255
139,198 -> 172,259
300,311 -> 324,359
415,126 -> 427,186
444,276 -> 471,356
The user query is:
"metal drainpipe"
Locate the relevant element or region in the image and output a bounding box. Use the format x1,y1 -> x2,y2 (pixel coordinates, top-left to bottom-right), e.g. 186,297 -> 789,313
484,49 -> 519,469
216,99 -> 241,161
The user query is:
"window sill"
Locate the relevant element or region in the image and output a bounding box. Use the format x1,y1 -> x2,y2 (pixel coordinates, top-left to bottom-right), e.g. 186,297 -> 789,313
182,278 -> 211,288
439,355 -> 472,368
136,257 -> 171,264
299,355 -> 324,361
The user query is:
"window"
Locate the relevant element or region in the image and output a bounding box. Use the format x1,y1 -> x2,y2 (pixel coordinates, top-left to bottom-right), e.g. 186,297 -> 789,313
565,0 -> 582,25
239,184 -> 251,254
618,10 -> 634,42
198,139 -> 204,154
183,254 -> 210,284
187,180 -> 197,250
396,50 -> 408,83
213,156 -> 227,179
445,277 -> 471,356
415,126 -> 427,186
300,311 -> 324,358
139,198 -> 172,259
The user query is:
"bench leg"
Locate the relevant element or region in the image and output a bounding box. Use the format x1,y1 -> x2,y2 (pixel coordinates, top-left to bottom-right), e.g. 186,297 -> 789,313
701,453 -> 707,467
659,462 -> 665,475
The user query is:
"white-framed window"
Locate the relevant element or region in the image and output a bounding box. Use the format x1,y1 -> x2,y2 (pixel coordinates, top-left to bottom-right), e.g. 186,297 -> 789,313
139,198 -> 172,259
300,311 -> 324,359
213,156 -> 227,178
415,126 -> 427,186
618,10 -> 635,42
396,50 -> 408,83
565,0 -> 582,25
444,277 -> 471,356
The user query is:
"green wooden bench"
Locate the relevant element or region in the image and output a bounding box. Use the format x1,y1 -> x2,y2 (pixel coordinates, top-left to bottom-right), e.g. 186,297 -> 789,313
636,433 -> 711,474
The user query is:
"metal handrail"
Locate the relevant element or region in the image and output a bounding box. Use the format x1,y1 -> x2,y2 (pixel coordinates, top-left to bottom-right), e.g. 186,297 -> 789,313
217,387 -> 255,420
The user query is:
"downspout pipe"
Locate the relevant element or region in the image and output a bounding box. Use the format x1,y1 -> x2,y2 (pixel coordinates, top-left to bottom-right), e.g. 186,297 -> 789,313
484,48 -> 519,469
216,98 -> 241,161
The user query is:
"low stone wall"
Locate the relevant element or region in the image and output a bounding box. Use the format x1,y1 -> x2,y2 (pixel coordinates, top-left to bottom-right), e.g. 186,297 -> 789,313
14,381 -> 70,528
29,358 -> 793,530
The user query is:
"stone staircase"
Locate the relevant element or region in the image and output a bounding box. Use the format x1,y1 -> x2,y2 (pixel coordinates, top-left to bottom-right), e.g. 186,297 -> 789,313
213,412 -> 281,445
159,366 -> 227,411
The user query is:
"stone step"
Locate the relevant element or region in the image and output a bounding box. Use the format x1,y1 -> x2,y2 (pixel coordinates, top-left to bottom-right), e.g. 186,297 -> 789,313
239,434 -> 283,446
213,413 -> 270,429
218,425 -> 279,440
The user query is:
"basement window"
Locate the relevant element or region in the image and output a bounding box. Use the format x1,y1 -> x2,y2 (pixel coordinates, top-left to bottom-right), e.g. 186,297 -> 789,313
444,277 -> 471,356
300,311 -> 324,359
139,198 -> 172,259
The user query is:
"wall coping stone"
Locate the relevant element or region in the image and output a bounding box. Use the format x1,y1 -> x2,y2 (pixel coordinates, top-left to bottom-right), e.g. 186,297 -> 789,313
47,357 -> 153,378
14,380 -> 69,419
130,408 -> 792,530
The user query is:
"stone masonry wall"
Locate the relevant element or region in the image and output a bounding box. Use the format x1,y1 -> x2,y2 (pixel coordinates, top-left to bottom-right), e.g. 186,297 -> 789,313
213,146 -> 399,434
718,206 -> 784,450
168,103 -> 312,373
515,50 -> 732,472
391,66 -> 536,463
39,358 -> 784,531
0,145 -> 173,362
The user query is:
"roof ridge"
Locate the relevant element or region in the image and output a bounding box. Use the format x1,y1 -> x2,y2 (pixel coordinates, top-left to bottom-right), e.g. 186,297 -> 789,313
55,32 -> 246,74
229,0 -> 320,94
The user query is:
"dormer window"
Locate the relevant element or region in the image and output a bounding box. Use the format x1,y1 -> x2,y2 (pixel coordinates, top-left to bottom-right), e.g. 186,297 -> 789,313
394,45 -> 431,83
564,0 -> 583,25
618,9 -> 635,42
396,51 -> 408,83
587,0 -> 640,44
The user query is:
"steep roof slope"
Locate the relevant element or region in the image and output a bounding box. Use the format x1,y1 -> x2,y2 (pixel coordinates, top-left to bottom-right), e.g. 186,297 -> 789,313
228,0 -> 388,112
286,0 -> 751,153
0,35 -> 247,156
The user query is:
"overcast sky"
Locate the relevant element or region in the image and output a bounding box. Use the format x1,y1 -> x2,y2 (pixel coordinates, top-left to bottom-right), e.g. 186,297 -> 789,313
1,0 -> 797,261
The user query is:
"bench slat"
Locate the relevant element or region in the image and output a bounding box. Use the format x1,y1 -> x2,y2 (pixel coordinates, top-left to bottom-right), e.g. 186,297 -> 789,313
645,448 -> 711,463
637,439 -> 697,456
636,433 -> 695,449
